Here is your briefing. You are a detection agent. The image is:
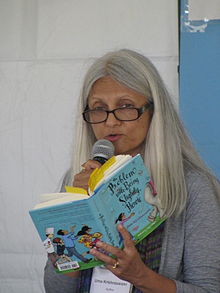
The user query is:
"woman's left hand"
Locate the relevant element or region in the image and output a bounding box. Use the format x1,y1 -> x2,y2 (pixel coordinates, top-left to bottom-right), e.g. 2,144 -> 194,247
89,224 -> 146,285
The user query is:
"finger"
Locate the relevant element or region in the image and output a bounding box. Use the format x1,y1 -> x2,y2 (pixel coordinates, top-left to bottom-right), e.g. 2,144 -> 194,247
82,159 -> 101,170
117,224 -> 135,249
89,248 -> 118,266
72,172 -> 91,190
74,169 -> 91,179
105,260 -> 120,272
95,241 -> 123,258
105,259 -> 123,277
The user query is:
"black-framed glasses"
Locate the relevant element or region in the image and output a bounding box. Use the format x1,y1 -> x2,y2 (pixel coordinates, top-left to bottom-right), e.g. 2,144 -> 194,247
82,102 -> 154,124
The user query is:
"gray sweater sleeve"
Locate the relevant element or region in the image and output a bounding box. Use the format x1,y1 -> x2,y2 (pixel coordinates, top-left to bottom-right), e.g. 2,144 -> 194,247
44,259 -> 80,293
174,173 -> 220,293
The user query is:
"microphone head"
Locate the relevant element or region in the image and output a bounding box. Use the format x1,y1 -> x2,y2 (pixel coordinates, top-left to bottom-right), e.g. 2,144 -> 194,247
91,139 -> 115,164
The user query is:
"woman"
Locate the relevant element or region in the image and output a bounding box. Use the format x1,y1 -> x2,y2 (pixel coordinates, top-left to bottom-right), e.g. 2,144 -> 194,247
44,49 -> 220,292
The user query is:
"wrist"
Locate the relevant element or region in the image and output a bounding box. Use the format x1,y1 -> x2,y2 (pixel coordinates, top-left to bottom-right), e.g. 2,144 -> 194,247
131,265 -> 151,290
132,265 -> 176,293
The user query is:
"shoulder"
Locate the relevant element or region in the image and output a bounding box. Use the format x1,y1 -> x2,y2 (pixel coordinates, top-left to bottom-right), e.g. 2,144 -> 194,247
185,170 -> 219,207
184,170 -> 220,225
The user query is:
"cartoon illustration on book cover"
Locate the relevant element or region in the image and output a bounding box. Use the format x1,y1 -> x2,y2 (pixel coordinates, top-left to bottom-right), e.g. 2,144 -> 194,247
45,224 -> 105,271
144,179 -> 164,221
56,225 -> 91,262
115,212 -> 135,245
77,225 -> 103,249
43,227 -> 55,253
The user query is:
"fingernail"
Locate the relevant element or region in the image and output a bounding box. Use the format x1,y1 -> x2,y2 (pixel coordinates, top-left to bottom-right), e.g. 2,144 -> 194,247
90,248 -> 96,255
95,241 -> 102,247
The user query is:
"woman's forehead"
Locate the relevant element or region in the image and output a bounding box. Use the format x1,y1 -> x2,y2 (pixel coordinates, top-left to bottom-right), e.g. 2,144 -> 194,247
88,76 -> 147,103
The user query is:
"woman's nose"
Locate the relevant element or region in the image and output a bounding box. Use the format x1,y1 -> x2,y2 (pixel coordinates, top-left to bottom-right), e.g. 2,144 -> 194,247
105,112 -> 121,126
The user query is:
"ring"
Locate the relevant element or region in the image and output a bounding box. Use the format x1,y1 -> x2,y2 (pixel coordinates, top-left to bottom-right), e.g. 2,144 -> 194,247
112,261 -> 119,269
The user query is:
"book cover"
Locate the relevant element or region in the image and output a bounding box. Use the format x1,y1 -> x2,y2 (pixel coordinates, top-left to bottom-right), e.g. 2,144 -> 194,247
29,154 -> 165,273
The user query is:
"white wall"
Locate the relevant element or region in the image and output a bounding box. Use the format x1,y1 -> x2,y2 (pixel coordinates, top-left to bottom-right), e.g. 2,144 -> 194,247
0,1 -> 178,292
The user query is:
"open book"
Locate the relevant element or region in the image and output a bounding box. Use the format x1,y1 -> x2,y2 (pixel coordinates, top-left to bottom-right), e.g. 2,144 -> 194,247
29,154 -> 165,273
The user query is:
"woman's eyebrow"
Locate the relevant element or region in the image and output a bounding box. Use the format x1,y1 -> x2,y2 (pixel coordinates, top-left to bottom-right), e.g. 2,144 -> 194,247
89,95 -> 135,100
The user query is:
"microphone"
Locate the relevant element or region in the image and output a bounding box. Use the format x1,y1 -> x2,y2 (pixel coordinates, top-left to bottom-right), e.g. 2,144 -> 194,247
91,139 -> 115,165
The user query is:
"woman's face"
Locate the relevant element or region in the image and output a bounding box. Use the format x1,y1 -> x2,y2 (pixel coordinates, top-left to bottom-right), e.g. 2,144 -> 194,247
88,76 -> 152,156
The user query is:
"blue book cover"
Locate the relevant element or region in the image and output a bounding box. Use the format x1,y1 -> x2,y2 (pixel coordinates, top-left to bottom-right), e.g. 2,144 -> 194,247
29,154 -> 165,273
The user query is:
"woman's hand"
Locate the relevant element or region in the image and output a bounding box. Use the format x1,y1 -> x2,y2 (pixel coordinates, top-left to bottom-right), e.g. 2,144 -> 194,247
89,224 -> 146,285
89,225 -> 176,293
72,160 -> 101,190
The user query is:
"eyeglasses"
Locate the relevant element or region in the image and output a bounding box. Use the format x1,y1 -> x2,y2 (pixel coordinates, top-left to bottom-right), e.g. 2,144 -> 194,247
82,102 -> 153,124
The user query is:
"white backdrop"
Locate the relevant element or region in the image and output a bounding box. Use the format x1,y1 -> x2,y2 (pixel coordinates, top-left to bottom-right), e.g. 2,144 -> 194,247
0,1 -> 178,292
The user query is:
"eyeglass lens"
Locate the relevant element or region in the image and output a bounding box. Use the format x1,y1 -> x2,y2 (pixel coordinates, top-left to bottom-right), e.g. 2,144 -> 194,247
86,108 -> 139,123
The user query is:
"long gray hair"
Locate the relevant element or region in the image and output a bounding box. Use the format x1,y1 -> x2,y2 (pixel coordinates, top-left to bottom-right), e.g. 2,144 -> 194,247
71,49 -> 219,217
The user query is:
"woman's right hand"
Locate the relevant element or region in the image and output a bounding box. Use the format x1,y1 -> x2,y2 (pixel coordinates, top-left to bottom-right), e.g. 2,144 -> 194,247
72,160 -> 102,191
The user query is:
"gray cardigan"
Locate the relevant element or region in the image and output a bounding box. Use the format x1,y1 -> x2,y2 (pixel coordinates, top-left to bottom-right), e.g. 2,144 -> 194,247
44,171 -> 220,293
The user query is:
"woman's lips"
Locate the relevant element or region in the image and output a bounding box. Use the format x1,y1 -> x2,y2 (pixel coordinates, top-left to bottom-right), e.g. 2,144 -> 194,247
105,134 -> 122,142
